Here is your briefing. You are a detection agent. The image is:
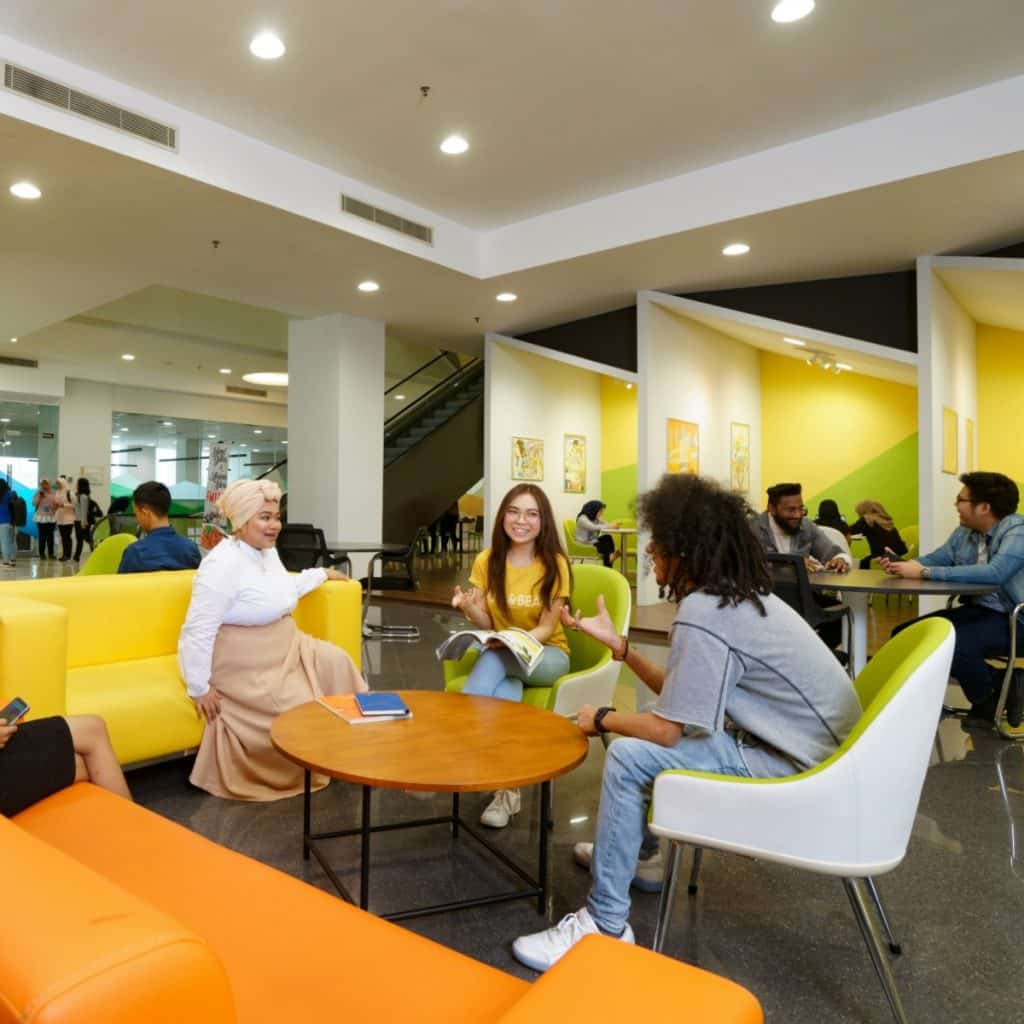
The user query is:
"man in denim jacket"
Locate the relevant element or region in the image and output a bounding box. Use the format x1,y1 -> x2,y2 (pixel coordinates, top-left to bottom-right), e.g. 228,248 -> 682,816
884,471 -> 1024,726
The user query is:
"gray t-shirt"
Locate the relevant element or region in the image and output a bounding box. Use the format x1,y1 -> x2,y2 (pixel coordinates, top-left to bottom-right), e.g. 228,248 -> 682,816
655,590 -> 861,775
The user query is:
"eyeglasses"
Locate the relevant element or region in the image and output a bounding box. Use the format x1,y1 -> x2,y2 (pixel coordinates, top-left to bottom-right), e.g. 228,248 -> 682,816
954,496 -> 975,505
504,506 -> 541,523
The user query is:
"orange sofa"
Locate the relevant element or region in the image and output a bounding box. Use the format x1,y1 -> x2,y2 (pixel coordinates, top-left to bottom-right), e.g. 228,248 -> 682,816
2,784 -> 764,1023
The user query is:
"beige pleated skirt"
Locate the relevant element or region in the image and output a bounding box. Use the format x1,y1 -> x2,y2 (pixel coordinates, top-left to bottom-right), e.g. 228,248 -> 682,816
189,615 -> 367,801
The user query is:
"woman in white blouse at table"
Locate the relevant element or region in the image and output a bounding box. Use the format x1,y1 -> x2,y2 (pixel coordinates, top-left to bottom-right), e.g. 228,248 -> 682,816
179,478 -> 367,801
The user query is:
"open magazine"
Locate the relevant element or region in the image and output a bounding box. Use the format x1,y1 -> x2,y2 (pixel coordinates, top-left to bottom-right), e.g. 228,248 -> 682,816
436,627 -> 545,674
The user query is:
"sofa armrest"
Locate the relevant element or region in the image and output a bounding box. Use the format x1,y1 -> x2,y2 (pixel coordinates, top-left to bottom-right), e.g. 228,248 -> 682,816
0,801 -> 236,1024
495,935 -> 762,1024
0,595 -> 68,720
293,579 -> 363,671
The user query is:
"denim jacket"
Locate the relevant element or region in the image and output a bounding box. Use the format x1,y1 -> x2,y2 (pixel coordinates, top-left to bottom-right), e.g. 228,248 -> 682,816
919,513 -> 1024,612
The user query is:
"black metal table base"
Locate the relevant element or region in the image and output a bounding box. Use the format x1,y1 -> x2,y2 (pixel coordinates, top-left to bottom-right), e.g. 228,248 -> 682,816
302,771 -> 551,921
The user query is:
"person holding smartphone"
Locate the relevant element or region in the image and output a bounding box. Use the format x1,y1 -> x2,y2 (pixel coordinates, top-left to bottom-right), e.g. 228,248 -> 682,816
0,705 -> 131,817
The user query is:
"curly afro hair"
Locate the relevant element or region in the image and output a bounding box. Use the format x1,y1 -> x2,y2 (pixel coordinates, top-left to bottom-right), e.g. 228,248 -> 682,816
636,474 -> 771,613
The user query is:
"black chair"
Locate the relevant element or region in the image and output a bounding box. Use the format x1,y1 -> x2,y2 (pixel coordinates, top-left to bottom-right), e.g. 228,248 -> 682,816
276,524 -> 351,575
766,553 -> 854,675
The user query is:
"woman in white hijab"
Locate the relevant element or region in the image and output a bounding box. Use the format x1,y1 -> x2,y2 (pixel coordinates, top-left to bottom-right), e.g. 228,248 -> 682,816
179,479 -> 367,800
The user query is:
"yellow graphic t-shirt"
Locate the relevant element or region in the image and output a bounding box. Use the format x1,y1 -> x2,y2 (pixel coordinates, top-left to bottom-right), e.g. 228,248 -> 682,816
470,549 -> 571,653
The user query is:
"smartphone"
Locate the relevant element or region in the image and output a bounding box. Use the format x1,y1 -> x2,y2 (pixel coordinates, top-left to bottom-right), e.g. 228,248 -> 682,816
0,696 -> 29,726
883,547 -> 903,561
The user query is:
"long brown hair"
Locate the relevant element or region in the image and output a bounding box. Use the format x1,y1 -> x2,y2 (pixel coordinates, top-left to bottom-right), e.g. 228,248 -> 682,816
855,500 -> 895,532
487,484 -> 569,618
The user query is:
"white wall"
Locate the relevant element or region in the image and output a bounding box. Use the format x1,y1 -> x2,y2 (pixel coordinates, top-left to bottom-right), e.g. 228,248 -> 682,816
484,339 -> 604,542
917,261 -> 977,559
58,379 -> 115,508
637,295 -> 762,606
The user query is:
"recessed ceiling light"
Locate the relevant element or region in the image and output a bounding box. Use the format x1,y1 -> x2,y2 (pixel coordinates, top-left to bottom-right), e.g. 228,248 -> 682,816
783,337 -> 806,347
440,134 -> 469,155
161,420 -> 174,426
282,440 -> 288,445
496,292 -> 517,303
9,338 -> 17,344
120,427 -> 129,432
0,418 -> 9,424
9,182 -> 41,200
253,449 -> 261,453
394,394 -> 406,400
249,31 -> 285,60
242,371 -> 289,387
207,434 -> 216,439
219,367 -> 232,374
358,280 -> 380,293
253,429 -> 263,434
835,362 -> 853,371
625,383 -> 634,389
722,243 -> 750,256
121,353 -> 135,361
771,0 -> 815,24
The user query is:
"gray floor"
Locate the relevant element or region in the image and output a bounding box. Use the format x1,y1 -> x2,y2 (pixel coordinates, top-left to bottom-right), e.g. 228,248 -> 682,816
122,600 -> 1023,1022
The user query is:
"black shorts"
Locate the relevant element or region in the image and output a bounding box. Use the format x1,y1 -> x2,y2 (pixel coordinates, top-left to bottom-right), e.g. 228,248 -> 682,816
0,716 -> 76,817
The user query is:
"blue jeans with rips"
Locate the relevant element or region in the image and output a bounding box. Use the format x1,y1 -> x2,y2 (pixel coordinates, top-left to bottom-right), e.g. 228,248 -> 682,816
460,644 -> 570,702
586,729 -> 759,935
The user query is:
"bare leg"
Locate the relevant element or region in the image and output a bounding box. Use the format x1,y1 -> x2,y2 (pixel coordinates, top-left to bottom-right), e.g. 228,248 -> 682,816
67,715 -> 132,800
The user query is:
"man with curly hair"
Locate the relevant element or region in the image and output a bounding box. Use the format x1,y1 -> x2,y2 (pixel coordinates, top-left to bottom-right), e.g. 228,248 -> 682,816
512,474 -> 860,973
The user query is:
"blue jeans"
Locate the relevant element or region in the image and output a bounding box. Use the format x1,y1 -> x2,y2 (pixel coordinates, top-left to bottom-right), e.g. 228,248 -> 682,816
0,523 -> 14,562
461,644 -> 570,702
587,729 -> 762,935
892,604 -> 1009,704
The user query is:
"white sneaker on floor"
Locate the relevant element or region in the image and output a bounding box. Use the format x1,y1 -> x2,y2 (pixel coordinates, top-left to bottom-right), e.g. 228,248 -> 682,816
572,841 -> 665,893
480,788 -> 520,828
512,907 -> 634,973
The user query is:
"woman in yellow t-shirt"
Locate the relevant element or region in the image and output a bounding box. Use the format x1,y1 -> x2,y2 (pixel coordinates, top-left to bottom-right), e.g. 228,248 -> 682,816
450,484 -> 572,828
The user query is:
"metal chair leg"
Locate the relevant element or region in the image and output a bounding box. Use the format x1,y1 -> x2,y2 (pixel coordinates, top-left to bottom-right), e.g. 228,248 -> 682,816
843,878 -> 909,1024
688,846 -> 703,894
652,841 -> 683,953
865,876 -> 902,954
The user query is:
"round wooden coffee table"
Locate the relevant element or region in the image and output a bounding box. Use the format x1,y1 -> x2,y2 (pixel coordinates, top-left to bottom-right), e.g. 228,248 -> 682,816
271,690 -> 588,921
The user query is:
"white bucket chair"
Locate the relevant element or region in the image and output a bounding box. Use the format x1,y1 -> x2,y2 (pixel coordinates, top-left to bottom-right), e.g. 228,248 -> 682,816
647,617 -> 954,1024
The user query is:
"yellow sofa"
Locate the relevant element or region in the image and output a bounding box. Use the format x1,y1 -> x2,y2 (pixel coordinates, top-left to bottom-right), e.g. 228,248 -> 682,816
0,571 -> 362,767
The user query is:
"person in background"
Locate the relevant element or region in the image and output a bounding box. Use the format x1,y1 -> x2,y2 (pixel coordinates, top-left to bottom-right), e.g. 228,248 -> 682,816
850,500 -> 907,569
0,480 -> 16,569
73,477 -> 95,563
0,712 -> 132,817
511,474 -> 860,973
575,499 -> 620,568
884,471 -> 1024,728
32,478 -> 57,560
814,499 -> 850,539
117,481 -> 201,574
179,478 -> 366,801
54,476 -> 76,562
448,484 -> 572,828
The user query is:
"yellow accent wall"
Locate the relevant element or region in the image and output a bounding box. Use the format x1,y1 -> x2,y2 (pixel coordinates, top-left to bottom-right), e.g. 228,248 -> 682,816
600,377 -> 637,471
976,323 -> 1024,480
760,352 -> 917,504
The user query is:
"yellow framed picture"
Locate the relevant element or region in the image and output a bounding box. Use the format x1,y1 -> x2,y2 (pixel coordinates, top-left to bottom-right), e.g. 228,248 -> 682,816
942,407 -> 958,475
667,418 -> 699,475
563,434 -> 586,493
730,422 -> 750,493
511,436 -> 544,481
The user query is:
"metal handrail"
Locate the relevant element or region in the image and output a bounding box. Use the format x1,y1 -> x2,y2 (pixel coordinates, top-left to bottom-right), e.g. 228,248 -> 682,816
384,358 -> 482,438
385,351 -> 453,397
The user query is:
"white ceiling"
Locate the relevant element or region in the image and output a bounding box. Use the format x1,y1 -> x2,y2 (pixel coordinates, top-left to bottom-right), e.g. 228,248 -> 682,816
933,265 -> 1024,332
5,1 -> 1024,228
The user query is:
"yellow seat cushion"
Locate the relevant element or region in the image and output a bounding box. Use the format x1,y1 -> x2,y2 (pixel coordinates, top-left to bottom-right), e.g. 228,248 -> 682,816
68,656 -> 203,765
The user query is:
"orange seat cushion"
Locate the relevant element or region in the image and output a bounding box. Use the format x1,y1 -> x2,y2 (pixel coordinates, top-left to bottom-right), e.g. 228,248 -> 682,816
496,934 -> 763,1024
16,785 -> 527,1023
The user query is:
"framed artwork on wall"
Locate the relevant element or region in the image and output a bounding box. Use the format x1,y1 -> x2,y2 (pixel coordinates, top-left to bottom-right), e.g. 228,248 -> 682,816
965,418 -> 975,473
730,422 -> 751,493
941,407 -> 958,475
511,436 -> 544,481
666,418 -> 700,474
563,434 -> 586,493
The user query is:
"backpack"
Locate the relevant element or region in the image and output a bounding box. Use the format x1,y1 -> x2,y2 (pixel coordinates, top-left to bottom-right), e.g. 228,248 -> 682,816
87,498 -> 103,526
9,494 -> 26,528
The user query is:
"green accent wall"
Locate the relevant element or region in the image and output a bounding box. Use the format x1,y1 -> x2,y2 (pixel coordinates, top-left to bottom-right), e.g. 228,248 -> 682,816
601,463 -> 638,521
807,433 -> 919,529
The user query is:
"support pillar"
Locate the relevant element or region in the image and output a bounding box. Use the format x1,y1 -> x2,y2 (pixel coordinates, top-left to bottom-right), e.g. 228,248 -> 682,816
57,379 -> 114,510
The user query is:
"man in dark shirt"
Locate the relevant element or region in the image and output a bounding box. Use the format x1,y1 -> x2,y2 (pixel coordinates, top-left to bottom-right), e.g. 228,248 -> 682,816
117,481 -> 201,574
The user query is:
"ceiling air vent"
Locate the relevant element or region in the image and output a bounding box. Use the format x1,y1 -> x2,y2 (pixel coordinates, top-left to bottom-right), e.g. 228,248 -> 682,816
3,63 -> 177,151
0,355 -> 38,369
226,385 -> 268,398
341,194 -> 433,245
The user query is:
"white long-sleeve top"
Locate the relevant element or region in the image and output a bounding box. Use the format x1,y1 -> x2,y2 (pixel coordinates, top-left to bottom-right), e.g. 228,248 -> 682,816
177,538 -> 327,697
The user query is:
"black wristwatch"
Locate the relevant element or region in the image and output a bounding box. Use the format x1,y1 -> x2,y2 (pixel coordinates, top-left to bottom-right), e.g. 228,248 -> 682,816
594,706 -> 616,734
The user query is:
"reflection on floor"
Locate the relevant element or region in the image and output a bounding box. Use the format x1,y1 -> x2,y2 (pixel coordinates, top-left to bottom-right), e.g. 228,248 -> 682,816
117,601 -> 1023,1023
7,553 -> 1022,1019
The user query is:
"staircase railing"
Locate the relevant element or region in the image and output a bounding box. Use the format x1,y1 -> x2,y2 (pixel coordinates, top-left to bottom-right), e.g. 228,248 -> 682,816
384,358 -> 483,444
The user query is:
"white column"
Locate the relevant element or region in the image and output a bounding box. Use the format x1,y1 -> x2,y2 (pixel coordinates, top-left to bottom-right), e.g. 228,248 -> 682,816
288,313 -> 385,576
58,379 -> 114,509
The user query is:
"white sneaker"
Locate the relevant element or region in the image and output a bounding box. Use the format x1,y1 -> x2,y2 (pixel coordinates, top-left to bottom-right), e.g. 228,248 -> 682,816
572,841 -> 665,893
512,907 -> 634,973
480,788 -> 521,828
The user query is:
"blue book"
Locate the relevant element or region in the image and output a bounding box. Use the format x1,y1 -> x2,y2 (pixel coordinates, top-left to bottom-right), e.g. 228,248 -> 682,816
354,691 -> 410,717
